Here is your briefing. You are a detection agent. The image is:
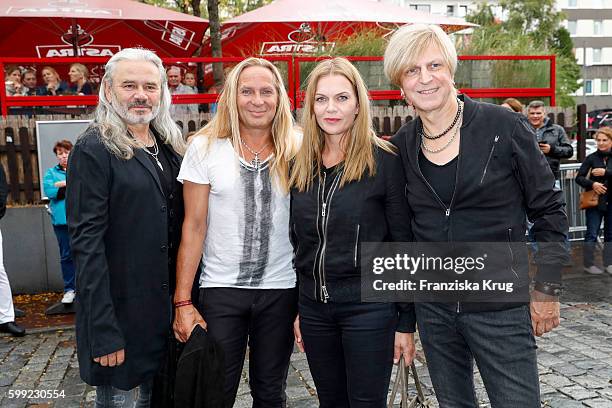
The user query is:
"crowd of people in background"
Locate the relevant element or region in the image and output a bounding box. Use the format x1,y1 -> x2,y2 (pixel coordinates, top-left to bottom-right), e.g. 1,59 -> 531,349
500,97 -> 612,276
4,63 -> 221,105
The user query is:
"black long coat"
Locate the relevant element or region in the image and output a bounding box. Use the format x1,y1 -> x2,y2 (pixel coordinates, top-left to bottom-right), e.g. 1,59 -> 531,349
66,126 -> 184,390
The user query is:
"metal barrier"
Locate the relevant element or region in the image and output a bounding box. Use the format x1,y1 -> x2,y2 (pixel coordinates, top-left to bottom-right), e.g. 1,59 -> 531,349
559,163 -> 586,241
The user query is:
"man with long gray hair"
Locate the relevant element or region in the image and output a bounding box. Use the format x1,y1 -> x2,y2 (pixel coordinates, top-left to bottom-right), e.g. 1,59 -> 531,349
67,48 -> 186,407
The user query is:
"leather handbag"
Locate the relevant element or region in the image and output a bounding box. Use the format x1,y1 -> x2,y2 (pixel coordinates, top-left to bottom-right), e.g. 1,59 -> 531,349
579,190 -> 599,210
387,357 -> 430,408
579,169 -> 600,210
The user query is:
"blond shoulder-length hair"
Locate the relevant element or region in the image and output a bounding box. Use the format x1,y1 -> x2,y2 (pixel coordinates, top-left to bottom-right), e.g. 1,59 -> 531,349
194,57 -> 297,193
290,57 -> 394,193
70,63 -> 89,81
384,23 -> 458,88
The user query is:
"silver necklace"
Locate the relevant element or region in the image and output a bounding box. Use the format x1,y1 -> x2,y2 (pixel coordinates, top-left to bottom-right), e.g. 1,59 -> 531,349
143,135 -> 163,171
240,138 -> 269,169
421,114 -> 462,154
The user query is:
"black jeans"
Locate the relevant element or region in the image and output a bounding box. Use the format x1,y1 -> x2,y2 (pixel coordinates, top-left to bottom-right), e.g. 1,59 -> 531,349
298,296 -> 397,408
198,287 -> 297,408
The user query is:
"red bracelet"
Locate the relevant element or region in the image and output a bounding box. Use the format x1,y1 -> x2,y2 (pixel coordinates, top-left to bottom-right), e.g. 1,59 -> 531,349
174,300 -> 192,308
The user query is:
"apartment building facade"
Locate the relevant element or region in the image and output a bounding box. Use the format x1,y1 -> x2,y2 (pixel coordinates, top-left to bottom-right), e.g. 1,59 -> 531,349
560,0 -> 612,109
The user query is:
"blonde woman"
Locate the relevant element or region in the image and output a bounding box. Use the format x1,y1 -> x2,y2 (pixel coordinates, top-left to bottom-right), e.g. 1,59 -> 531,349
575,127 -> 612,275
385,24 -> 568,407
289,57 -> 415,407
68,63 -> 93,95
41,66 -> 67,95
173,57 -> 299,406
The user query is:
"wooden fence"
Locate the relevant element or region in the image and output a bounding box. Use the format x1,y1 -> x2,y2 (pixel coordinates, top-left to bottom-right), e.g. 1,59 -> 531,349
0,106 -> 576,205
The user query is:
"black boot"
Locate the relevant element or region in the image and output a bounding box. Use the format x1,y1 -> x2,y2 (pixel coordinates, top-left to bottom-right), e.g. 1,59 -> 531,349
0,322 -> 26,337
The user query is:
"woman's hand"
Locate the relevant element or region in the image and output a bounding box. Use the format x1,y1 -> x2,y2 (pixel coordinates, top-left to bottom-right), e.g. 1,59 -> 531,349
592,182 -> 607,195
47,81 -> 57,95
394,332 -> 416,367
591,168 -> 606,177
54,180 -> 66,188
293,314 -> 304,352
173,304 -> 207,343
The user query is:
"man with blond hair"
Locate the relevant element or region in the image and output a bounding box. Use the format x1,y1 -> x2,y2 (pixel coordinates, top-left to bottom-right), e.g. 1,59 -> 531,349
385,24 -> 568,408
173,57 -> 299,407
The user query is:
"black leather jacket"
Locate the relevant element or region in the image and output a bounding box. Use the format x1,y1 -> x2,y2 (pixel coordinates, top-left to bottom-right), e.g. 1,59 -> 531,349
391,96 -> 569,303
290,146 -> 415,331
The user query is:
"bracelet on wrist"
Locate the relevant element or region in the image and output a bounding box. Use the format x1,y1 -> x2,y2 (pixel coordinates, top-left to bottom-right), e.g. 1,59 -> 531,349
534,281 -> 564,297
174,300 -> 193,308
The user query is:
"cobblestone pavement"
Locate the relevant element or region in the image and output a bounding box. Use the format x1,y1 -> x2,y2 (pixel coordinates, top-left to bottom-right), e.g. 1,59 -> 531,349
0,302 -> 611,407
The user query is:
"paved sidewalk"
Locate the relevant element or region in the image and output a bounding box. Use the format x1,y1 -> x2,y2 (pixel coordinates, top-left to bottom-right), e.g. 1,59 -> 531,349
0,301 -> 611,407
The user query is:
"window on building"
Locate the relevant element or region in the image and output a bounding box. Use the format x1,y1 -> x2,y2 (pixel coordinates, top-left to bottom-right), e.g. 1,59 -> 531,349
409,4 -> 431,13
568,20 -> 577,35
568,0 -> 577,7
585,80 -> 593,94
594,20 -> 603,36
602,80 -> 609,94
593,0 -> 604,8
593,48 -> 602,63
459,5 -> 468,17
447,5 -> 455,16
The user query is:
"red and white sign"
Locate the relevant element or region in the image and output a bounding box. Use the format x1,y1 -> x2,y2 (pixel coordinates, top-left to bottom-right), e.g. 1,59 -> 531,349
259,23 -> 334,56
35,24 -> 121,58
0,0 -> 209,58
159,21 -> 196,51
260,41 -> 334,56
36,45 -> 121,58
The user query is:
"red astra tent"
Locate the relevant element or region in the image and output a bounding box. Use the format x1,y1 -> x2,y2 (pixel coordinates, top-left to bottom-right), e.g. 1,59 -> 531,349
0,0 -> 209,58
215,0 -> 476,57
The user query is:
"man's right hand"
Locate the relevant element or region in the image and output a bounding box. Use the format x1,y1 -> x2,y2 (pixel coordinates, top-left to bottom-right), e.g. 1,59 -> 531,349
93,349 -> 125,367
592,182 -> 607,195
173,304 -> 207,343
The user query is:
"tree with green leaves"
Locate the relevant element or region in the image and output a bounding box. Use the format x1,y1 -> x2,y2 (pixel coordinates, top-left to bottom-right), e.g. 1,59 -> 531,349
142,0 -> 273,19
463,0 -> 581,107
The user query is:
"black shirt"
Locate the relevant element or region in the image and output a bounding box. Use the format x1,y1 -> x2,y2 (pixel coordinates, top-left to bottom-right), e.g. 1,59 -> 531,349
418,150 -> 457,207
143,138 -> 183,294
321,162 -> 343,197
145,139 -> 173,198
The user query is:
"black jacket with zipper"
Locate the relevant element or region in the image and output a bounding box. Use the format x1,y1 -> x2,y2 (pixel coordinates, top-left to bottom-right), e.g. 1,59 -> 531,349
391,95 -> 569,313
290,146 -> 416,332
575,149 -> 612,210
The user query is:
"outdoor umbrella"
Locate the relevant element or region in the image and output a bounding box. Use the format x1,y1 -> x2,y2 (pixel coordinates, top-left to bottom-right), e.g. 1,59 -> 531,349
0,0 -> 209,58
213,0 -> 476,56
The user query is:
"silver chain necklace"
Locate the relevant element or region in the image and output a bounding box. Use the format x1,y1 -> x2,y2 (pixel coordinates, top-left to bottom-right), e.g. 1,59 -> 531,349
142,133 -> 163,171
421,109 -> 463,154
240,138 -> 269,169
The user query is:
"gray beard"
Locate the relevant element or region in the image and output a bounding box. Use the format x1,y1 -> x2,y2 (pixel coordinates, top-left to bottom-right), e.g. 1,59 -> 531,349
111,94 -> 160,125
